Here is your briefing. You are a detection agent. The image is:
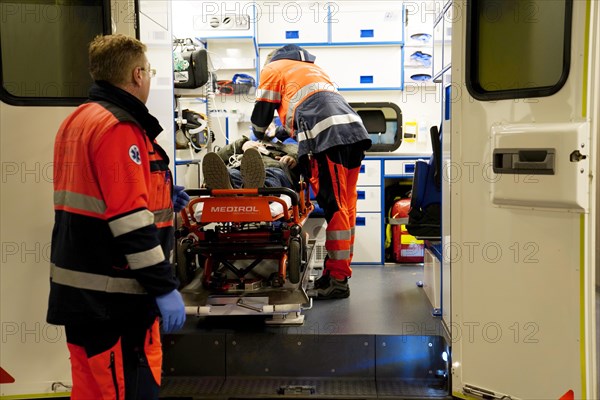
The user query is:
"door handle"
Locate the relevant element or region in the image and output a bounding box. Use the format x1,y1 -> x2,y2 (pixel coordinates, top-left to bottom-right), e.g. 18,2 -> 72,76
493,148 -> 555,175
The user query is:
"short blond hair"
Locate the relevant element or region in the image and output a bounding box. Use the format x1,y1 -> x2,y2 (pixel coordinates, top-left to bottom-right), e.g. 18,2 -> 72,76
88,34 -> 146,85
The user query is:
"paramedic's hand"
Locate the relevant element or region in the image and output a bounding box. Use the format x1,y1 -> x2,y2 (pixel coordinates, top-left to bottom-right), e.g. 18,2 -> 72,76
172,185 -> 190,213
278,155 -> 297,169
155,289 -> 186,333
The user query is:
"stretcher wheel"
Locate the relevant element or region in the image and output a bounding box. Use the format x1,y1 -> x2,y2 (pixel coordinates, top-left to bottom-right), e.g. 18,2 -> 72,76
301,232 -> 309,271
176,238 -> 196,287
287,238 -> 301,284
202,257 -> 214,288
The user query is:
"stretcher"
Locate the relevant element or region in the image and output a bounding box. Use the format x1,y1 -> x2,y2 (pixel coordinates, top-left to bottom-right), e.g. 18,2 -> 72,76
176,184 -> 315,325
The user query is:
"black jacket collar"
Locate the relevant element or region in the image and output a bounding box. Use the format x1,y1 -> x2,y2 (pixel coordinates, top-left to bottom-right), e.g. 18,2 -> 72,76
88,81 -> 163,141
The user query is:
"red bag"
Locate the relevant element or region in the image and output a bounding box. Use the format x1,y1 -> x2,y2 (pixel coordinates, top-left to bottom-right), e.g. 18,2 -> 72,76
392,199 -> 424,263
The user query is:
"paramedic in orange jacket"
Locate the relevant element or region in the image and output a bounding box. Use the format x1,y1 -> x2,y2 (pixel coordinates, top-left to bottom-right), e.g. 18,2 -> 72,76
251,45 -> 372,299
46,34 -> 187,399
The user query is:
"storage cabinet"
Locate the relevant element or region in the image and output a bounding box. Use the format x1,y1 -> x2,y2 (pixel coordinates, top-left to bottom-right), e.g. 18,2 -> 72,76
356,187 -> 381,213
353,159 -> 382,263
350,156 -> 428,265
384,159 -> 418,176
310,47 -> 403,90
203,38 -> 258,84
256,1 -> 329,45
353,213 -> 383,264
403,3 -> 436,87
330,2 -> 403,44
256,1 -> 404,91
172,0 -> 256,40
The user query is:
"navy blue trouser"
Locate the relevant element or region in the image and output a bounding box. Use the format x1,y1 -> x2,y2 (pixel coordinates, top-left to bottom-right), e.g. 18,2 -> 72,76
229,167 -> 293,189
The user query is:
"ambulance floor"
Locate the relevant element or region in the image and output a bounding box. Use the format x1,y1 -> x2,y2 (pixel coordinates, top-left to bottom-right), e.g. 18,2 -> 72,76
175,263 -> 442,336
159,264 -> 452,399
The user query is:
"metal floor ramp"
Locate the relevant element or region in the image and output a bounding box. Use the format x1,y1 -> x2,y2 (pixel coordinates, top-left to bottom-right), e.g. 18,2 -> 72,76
160,265 -> 451,399
160,377 -> 448,399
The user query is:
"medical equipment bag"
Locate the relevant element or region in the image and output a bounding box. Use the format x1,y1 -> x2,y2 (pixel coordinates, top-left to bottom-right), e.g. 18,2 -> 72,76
174,49 -> 209,89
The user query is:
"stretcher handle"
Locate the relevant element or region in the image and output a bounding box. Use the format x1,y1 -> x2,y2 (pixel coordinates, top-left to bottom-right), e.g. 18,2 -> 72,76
184,187 -> 299,205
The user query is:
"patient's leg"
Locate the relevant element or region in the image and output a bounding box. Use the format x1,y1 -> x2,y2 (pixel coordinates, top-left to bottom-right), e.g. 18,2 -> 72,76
265,168 -> 293,189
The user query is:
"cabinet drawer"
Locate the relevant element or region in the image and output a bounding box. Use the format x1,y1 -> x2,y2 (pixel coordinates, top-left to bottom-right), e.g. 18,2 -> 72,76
357,159 -> 381,186
352,213 -> 382,264
257,1 -> 328,45
311,47 -> 402,89
384,159 -> 421,176
356,186 -> 381,212
404,67 -> 434,86
331,2 -> 403,43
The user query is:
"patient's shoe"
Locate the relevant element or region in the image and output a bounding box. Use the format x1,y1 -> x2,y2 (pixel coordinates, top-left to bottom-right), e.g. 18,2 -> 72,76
202,152 -> 232,189
240,147 -> 265,188
309,272 -> 350,300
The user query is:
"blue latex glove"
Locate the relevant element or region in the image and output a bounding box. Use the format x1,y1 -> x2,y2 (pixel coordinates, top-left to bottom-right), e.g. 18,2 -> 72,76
155,289 -> 186,333
172,185 -> 190,213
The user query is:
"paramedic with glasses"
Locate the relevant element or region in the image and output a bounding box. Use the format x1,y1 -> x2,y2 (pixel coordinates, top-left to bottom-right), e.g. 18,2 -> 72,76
47,34 -> 187,399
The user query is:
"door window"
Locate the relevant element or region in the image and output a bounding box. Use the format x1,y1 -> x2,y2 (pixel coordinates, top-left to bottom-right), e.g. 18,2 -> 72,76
466,0 -> 572,100
0,0 -> 111,106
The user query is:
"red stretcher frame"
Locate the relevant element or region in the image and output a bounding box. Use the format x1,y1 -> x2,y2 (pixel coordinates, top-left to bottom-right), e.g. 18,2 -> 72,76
177,184 -> 315,291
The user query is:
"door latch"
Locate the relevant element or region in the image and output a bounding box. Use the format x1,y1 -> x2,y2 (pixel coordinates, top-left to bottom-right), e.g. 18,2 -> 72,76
569,150 -> 587,162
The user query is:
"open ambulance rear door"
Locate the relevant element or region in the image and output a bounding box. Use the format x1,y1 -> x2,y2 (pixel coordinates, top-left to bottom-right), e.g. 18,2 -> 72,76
0,1 -> 148,397
451,0 -> 598,398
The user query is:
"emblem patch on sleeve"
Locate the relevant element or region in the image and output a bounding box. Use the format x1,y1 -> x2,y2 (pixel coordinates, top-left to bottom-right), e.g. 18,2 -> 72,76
129,145 -> 142,165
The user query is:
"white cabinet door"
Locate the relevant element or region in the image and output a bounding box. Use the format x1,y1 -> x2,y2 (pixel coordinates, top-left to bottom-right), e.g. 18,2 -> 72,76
172,0 -> 255,39
256,1 -> 328,45
404,67 -> 434,87
356,159 -> 382,186
353,159 -> 383,264
310,47 -> 402,89
384,158 -> 420,177
330,1 -> 403,43
352,213 -> 382,264
356,186 -> 381,213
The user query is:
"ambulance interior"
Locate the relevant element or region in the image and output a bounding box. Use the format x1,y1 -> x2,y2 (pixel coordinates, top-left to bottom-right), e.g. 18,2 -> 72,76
163,2 -> 450,398
0,0 -> 598,399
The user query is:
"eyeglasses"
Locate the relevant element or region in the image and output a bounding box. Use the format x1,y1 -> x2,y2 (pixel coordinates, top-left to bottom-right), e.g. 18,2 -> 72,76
140,66 -> 156,78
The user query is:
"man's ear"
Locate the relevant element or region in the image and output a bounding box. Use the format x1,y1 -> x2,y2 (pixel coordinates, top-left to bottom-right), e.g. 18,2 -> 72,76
132,66 -> 143,87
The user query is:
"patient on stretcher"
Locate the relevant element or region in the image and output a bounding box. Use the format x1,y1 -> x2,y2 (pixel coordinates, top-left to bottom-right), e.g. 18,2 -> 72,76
199,134 -> 299,218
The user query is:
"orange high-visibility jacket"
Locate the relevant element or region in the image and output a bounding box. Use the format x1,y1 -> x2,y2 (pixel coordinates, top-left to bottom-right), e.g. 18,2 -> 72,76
251,45 -> 371,159
47,98 -> 178,325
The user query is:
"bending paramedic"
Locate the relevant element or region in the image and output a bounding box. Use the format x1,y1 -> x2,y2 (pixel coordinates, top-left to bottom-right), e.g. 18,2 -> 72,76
250,44 -> 372,300
46,34 -> 187,399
